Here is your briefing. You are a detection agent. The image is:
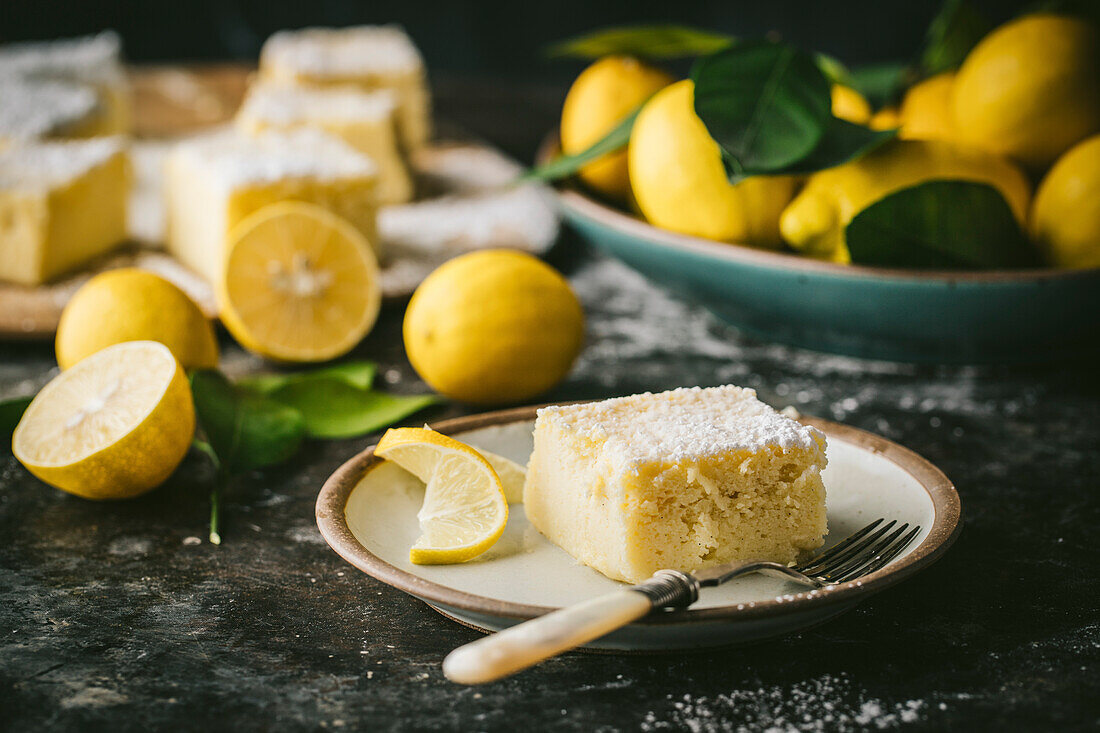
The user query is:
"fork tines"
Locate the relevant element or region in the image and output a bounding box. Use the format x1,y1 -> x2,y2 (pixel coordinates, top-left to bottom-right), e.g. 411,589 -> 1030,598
799,518 -> 922,584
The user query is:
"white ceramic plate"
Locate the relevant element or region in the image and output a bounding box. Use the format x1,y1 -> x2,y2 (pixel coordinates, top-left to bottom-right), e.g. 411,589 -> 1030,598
316,406 -> 961,651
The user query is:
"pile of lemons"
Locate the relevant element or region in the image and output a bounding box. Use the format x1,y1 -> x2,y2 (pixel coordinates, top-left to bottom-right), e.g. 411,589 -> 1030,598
560,13 -> 1100,269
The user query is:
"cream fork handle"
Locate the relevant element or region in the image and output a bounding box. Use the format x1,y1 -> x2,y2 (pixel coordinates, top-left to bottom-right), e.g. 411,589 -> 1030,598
442,589 -> 652,684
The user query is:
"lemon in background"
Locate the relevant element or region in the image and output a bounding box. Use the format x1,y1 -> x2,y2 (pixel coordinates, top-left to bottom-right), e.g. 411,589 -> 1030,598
218,202 -> 382,363
1031,134 -> 1100,269
831,84 -> 872,125
629,80 -> 796,246
403,250 -> 584,405
560,55 -> 675,202
899,72 -> 956,141
56,268 -> 218,370
13,341 -> 195,500
953,14 -> 1100,170
780,139 -> 1031,263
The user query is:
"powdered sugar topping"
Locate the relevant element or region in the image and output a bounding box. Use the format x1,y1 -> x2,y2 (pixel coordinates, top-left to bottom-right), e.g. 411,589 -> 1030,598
171,128 -> 376,188
237,84 -> 396,126
0,136 -> 124,190
0,78 -> 100,141
538,385 -> 825,466
261,25 -> 424,77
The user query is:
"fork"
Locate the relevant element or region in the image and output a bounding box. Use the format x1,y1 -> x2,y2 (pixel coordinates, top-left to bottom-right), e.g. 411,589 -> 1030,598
443,518 -> 921,684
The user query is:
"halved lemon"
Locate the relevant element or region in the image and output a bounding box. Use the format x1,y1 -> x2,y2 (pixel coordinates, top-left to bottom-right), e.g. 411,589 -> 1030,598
218,202 -> 382,363
375,427 -> 508,564
12,341 -> 195,500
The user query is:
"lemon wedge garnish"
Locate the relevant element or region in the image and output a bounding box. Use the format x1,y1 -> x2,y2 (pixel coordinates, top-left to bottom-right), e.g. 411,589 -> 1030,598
12,341 -> 195,500
376,427 -> 509,564
475,449 -> 526,504
218,201 -> 382,363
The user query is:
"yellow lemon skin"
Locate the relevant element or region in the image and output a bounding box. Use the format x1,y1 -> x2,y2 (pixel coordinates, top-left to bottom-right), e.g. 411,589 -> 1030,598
403,250 -> 584,405
1031,134 -> 1100,268
870,106 -> 903,131
629,80 -> 797,246
13,342 -> 195,500
953,14 -> 1100,170
900,72 -> 956,141
780,138 -> 1032,263
56,268 -> 218,371
831,85 -> 872,125
560,56 -> 674,202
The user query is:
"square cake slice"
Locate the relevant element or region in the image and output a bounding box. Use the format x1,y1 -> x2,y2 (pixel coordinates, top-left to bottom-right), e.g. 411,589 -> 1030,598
0,137 -> 129,284
165,128 -> 377,285
259,25 -> 430,150
236,84 -> 413,205
523,386 -> 828,583
0,32 -> 131,136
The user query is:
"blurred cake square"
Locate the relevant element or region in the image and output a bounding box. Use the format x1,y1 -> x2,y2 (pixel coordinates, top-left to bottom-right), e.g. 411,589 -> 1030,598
0,137 -> 130,284
165,129 -> 378,285
523,385 -> 828,583
0,32 -> 130,137
259,25 -> 430,150
236,84 -> 413,204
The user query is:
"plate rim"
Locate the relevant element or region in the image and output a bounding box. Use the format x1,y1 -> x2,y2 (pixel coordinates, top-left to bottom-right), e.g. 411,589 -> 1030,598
315,404 -> 962,625
537,133 -> 1100,284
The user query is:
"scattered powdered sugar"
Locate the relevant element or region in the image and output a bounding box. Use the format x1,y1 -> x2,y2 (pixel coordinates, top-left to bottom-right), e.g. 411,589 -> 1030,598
261,25 -> 424,76
641,674 -> 929,732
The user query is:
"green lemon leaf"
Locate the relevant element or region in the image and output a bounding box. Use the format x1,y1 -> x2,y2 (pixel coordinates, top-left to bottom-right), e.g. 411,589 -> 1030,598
775,118 -> 896,177
547,24 -> 733,59
845,180 -> 1040,269
189,369 -> 305,472
919,0 -> 990,78
265,378 -> 439,440
237,360 -> 377,394
847,61 -> 909,108
521,104 -> 643,183
692,41 -> 833,177
0,395 -> 33,449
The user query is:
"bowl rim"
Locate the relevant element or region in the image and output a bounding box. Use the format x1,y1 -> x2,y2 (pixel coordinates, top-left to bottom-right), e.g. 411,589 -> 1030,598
315,404 -> 963,625
538,133 -> 1100,284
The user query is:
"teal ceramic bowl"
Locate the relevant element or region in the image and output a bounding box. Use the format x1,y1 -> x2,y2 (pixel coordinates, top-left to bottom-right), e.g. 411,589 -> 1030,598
554,181 -> 1099,363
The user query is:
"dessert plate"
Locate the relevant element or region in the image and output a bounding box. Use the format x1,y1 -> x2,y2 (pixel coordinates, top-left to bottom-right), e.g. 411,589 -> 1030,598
316,406 -> 961,651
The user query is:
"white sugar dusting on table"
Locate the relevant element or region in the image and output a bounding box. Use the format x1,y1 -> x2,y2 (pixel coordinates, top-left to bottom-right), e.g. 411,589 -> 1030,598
640,673 -> 929,732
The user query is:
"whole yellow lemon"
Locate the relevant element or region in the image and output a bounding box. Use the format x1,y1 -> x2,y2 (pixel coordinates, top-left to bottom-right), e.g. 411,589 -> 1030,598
831,85 -> 872,125
780,139 -> 1031,263
560,56 -> 674,202
1031,134 -> 1100,268
953,14 -> 1100,170
403,250 -> 584,405
628,80 -> 797,246
900,72 -> 956,141
56,268 -> 218,370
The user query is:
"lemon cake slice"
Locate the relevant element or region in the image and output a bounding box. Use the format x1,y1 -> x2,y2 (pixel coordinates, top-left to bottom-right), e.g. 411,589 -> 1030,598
0,31 -> 130,136
164,128 -> 378,285
236,84 -> 413,204
0,137 -> 130,284
0,79 -> 105,146
259,25 -> 430,150
523,385 -> 828,583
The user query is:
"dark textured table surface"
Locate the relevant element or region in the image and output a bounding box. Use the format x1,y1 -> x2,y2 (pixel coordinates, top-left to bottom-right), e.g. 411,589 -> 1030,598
2,77 -> 1098,733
